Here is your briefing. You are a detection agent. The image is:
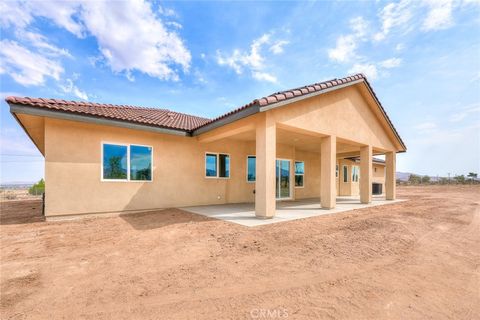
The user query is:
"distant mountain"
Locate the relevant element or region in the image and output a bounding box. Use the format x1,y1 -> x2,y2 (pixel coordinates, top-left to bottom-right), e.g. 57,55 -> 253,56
396,172 -> 412,182
0,181 -> 35,188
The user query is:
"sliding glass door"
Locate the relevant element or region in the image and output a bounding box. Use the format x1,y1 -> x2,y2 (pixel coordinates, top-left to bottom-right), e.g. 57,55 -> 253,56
276,159 -> 291,199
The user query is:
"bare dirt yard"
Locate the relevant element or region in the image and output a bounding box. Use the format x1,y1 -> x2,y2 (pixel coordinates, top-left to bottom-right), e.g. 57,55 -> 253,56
1,186 -> 479,319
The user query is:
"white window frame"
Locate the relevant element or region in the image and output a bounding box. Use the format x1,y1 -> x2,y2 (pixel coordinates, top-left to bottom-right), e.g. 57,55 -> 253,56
101,142 -> 153,182
294,160 -> 305,188
205,152 -> 230,179
246,155 -> 256,183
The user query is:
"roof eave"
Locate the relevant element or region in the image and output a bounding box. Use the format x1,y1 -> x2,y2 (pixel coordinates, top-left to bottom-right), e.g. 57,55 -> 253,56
192,103 -> 260,136
9,103 -> 191,137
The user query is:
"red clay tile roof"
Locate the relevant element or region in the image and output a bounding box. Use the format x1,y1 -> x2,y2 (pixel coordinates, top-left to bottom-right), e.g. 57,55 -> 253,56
5,96 -> 210,131
5,73 -> 405,150
202,74 -> 366,126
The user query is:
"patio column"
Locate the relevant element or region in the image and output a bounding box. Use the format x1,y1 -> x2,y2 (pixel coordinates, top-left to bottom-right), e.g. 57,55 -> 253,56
385,151 -> 396,200
321,135 -> 336,209
360,145 -> 372,204
255,113 -> 276,218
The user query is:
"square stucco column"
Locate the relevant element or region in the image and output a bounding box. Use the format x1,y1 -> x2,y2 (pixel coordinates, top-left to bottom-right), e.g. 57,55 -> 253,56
255,114 -> 276,218
360,145 -> 372,204
386,151 -> 396,200
321,135 -> 336,209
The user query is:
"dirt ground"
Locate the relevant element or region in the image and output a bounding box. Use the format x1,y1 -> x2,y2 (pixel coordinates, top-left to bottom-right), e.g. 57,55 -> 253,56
1,186 -> 479,319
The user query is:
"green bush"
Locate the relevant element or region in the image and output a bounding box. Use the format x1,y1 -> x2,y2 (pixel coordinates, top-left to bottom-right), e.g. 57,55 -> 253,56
29,178 -> 45,195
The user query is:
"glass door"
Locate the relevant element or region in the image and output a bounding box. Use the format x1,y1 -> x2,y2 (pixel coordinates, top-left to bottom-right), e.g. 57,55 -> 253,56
276,159 -> 291,199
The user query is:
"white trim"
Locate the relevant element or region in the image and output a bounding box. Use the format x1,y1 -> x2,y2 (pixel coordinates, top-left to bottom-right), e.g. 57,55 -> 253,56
204,152 -> 231,179
246,155 -> 256,183
294,160 -> 305,189
101,141 -> 153,182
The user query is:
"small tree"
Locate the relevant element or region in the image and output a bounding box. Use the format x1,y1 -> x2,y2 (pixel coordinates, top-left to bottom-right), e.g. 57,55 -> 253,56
421,175 -> 430,184
28,178 -> 45,195
408,174 -> 421,185
454,175 -> 466,184
467,172 -> 478,183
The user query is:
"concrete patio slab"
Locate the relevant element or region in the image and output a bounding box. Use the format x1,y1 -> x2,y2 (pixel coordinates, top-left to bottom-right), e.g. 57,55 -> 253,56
182,196 -> 406,227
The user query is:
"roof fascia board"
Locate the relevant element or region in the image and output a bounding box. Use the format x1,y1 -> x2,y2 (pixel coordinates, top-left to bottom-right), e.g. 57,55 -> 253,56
9,103 -> 190,137
192,103 -> 260,136
258,79 -> 365,112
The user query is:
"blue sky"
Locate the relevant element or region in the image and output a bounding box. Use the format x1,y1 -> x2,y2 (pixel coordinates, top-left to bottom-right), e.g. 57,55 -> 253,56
1,0 -> 479,183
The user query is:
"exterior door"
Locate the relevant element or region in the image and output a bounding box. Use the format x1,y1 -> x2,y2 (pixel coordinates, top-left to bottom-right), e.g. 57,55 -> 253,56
276,159 -> 291,199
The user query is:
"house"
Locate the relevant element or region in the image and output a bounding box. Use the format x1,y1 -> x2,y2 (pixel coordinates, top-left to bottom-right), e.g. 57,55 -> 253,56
6,74 -> 406,219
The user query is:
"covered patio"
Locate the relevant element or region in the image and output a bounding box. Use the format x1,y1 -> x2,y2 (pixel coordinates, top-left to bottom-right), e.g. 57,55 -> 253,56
183,196 -> 405,227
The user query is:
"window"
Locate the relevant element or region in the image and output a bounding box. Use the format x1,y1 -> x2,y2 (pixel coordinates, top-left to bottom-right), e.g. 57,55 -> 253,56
130,145 -> 152,181
343,165 -> 348,182
205,153 -> 230,178
295,161 -> 304,187
102,143 -> 152,181
247,156 -> 256,182
352,166 -> 360,182
205,153 -> 217,177
336,164 -> 339,178
103,144 -> 128,180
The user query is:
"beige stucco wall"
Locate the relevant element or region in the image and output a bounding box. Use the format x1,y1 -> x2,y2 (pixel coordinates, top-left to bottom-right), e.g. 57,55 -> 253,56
44,118 -> 255,216
269,86 -> 397,152
43,117 -> 328,216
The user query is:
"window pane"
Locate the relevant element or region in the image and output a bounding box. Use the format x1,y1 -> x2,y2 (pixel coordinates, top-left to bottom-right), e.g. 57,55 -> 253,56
219,154 -> 230,178
103,144 -> 127,180
247,156 -> 256,182
343,166 -> 348,182
130,145 -> 152,181
206,154 -> 217,177
336,165 -> 339,178
295,174 -> 304,187
295,161 -> 304,174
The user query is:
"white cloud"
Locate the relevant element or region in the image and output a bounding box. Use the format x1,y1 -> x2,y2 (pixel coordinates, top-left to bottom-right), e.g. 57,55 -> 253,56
328,17 -> 369,63
16,30 -> 72,57
348,63 -> 378,80
328,35 -> 357,63
59,79 -> 88,100
379,57 -> 402,69
0,40 -> 63,86
252,71 -> 277,83
269,40 -> 289,54
217,33 -> 286,82
78,1 -> 191,81
422,0 -> 454,31
166,21 -> 183,29
2,0 -> 191,82
0,1 -> 32,28
350,16 -> 369,39
374,0 -> 413,41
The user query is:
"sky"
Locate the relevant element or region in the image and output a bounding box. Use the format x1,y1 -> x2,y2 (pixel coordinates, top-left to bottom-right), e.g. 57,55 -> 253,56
0,0 -> 479,183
